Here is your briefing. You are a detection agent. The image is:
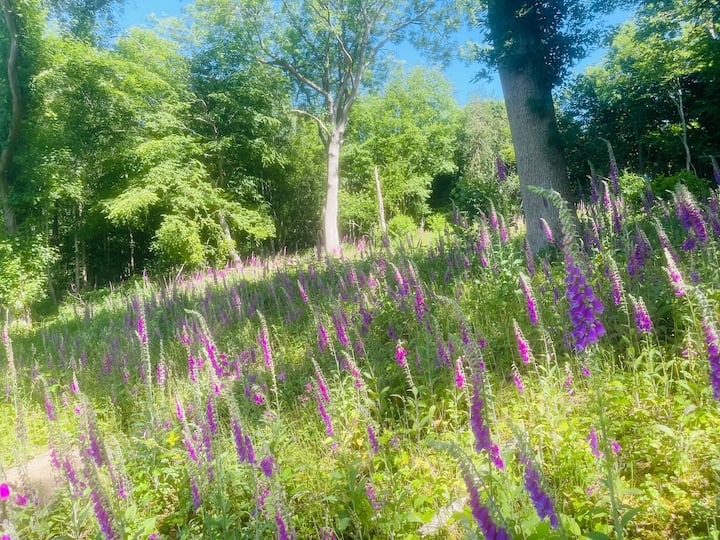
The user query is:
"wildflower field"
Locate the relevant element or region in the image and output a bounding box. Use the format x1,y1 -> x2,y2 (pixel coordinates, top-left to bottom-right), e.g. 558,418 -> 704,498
2,178 -> 720,539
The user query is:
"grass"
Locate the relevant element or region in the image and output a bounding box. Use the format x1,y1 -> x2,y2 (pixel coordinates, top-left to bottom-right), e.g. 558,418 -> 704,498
1,182 -> 720,539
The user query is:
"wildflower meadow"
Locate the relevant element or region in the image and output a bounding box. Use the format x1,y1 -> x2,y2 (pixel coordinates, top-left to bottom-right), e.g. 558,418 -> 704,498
2,172 -> 720,539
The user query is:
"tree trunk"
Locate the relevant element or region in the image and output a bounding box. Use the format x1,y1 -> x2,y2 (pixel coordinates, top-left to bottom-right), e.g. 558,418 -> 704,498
219,213 -> 241,264
498,65 -> 573,253
674,82 -> 693,173
374,165 -> 387,239
0,0 -> 21,235
323,127 -> 343,253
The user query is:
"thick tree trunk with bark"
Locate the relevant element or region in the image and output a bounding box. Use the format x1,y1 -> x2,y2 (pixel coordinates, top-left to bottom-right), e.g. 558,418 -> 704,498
0,0 -> 21,235
498,65 -> 574,253
323,127 -> 344,253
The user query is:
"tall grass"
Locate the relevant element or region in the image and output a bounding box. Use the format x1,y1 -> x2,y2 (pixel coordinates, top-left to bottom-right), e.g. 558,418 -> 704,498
1,180 -> 720,539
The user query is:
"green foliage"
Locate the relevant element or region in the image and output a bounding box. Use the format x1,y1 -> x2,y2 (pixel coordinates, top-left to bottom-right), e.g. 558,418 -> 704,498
559,0 -> 720,187
387,214 -> 417,240
0,233 -> 51,316
342,67 -> 460,235
152,215 -> 205,269
425,213 -> 449,233
617,171 -> 647,205
651,171 -> 711,199
451,99 -> 519,218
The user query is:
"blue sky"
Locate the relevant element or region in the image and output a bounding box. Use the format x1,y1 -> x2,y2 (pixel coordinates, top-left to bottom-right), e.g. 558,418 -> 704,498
119,1 -> 632,104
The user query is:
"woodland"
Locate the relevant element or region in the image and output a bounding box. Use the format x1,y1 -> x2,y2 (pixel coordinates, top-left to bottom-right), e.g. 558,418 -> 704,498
0,0 -> 712,314
0,1 -> 720,539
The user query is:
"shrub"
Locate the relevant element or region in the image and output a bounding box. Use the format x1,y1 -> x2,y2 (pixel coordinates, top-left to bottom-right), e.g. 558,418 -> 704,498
152,215 -> 205,269
651,170 -> 710,199
387,214 -> 416,240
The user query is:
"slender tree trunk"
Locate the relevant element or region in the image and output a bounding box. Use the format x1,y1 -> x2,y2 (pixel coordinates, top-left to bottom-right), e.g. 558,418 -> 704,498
129,229 -> 135,275
674,82 -> 693,173
219,213 -> 241,264
0,0 -> 21,235
323,127 -> 343,253
498,65 -> 574,253
374,166 -> 387,239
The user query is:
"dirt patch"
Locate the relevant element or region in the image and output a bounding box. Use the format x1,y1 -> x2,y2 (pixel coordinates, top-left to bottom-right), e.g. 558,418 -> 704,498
4,450 -> 70,506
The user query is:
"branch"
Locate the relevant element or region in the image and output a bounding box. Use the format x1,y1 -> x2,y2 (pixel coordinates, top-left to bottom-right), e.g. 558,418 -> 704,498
290,108 -> 331,138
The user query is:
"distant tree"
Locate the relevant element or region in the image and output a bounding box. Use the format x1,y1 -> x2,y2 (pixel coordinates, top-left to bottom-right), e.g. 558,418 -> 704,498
452,99 -> 517,217
342,67 -> 460,236
242,0 -> 445,252
47,0 -> 123,41
472,0 -> 633,252
558,0 -> 720,182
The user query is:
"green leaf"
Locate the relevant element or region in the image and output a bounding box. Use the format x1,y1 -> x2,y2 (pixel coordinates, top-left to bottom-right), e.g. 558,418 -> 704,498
583,532 -> 614,540
621,507 -> 640,529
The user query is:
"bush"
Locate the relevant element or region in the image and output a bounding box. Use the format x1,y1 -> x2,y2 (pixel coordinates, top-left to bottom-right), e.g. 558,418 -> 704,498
651,170 -> 711,199
618,171 -> 648,205
387,214 -> 416,240
425,213 -> 449,233
152,215 -> 205,269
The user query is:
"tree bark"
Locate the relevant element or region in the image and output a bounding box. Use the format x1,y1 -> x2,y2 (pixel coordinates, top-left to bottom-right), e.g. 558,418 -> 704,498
0,0 -> 21,235
323,127 -> 343,253
498,65 -> 573,253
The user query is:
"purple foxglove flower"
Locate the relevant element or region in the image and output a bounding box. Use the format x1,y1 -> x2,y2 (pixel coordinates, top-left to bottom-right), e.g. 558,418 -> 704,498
496,156 -> 506,182
702,321 -> 720,400
332,311 -> 349,347
275,510 -> 294,540
587,426 -> 602,458
499,215 -> 508,243
470,379 -> 504,469
539,219 -> 553,243
525,239 -> 535,276
316,387 -> 333,436
675,185 -> 707,246
317,322 -> 328,353
627,230 -> 652,279
365,482 -> 382,510
91,488 -> 120,540
564,258 -> 605,352
521,453 -> 559,529
454,356 -> 465,389
257,325 -> 273,370
489,203 -> 499,231
297,279 -> 308,303
519,274 -> 538,326
367,423 -> 379,455
513,320 -> 532,364
395,341 -> 408,368
632,296 -> 653,334
512,364 -> 524,393
664,248 -> 686,297
260,455 -> 274,478
462,466 -> 510,540
414,286 -> 428,323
